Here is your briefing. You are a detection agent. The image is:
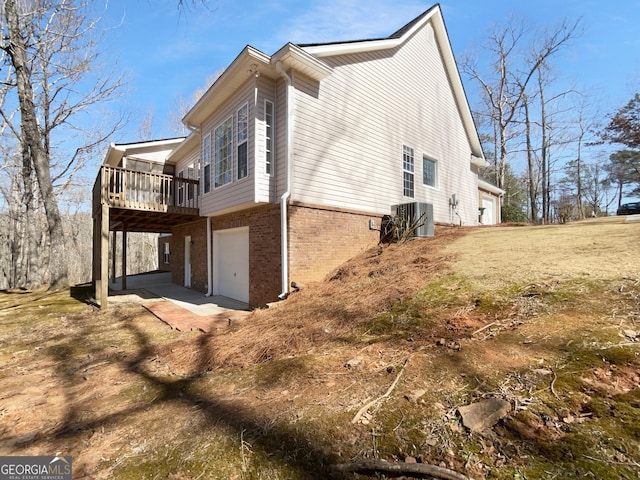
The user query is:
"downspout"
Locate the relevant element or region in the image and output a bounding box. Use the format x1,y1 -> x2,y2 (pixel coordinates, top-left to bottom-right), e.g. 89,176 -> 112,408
205,216 -> 213,296
275,60 -> 292,300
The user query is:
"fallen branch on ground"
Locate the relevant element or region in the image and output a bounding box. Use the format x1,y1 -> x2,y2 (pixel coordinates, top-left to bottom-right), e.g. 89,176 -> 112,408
550,368 -> 560,400
331,460 -> 471,480
351,357 -> 409,424
471,320 -> 499,336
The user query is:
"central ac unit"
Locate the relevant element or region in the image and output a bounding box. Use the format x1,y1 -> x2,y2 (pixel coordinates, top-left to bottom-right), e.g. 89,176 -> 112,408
391,202 -> 434,238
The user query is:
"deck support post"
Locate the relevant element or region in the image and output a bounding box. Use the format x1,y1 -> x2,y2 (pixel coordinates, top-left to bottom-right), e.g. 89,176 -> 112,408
95,204 -> 109,309
122,225 -> 128,291
111,231 -> 117,283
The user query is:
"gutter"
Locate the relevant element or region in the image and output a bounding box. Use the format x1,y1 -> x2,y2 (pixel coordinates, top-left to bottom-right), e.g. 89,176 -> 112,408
275,60 -> 292,300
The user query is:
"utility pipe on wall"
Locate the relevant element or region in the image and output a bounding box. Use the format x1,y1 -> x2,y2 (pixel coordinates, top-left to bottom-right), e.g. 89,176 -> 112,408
275,60 -> 292,300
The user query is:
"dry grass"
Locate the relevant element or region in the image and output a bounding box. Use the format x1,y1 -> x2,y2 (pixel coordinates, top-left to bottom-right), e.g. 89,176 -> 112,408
204,226 -> 466,368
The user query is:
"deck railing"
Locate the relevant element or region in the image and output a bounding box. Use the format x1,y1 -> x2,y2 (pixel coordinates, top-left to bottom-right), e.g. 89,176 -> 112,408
93,165 -> 199,213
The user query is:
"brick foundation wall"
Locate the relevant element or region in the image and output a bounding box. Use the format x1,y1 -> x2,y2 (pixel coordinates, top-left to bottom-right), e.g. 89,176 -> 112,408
165,203 -> 379,307
212,204 -> 281,307
169,218 -> 208,293
288,203 -> 380,284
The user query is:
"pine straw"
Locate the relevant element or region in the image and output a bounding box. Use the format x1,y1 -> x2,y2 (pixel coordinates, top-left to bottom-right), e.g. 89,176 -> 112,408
195,225 -> 470,369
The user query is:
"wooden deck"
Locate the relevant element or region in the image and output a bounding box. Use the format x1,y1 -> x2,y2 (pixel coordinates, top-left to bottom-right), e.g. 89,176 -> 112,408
92,165 -> 203,308
92,165 -> 201,231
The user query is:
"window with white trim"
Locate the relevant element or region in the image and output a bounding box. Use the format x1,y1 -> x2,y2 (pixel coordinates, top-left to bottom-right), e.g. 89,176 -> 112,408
163,242 -> 170,264
214,116 -> 233,188
177,170 -> 185,205
265,100 -> 274,175
237,104 -> 248,179
202,134 -> 211,193
423,156 -> 437,188
187,164 -> 195,201
403,145 -> 414,198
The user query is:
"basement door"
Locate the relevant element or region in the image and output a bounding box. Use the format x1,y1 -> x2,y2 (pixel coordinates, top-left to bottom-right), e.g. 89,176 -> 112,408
482,196 -> 496,225
214,227 -> 249,303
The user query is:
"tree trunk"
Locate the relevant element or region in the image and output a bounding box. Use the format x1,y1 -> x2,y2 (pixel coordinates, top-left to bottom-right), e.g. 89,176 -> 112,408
538,74 -> 549,224
4,0 -> 68,290
523,96 -> 538,223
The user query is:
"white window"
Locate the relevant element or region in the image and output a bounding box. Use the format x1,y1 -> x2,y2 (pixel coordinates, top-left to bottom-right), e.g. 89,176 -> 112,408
202,134 -> 211,193
187,164 -> 196,201
177,170 -> 184,205
265,100 -> 274,175
403,145 -> 414,198
214,116 -> 233,188
163,242 -> 170,264
237,104 -> 248,179
423,156 -> 437,188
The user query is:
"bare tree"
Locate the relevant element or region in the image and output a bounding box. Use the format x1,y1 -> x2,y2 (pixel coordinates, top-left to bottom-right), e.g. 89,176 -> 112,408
168,70 -> 223,136
462,17 -> 581,193
0,0 -> 125,290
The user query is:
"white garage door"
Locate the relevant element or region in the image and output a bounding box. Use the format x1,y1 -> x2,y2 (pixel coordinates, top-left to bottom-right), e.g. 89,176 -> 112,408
482,196 -> 496,225
214,227 -> 249,303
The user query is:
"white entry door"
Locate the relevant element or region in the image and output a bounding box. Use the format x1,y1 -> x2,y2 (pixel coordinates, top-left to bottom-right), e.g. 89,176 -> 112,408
214,227 -> 249,303
184,236 -> 191,287
482,196 -> 496,225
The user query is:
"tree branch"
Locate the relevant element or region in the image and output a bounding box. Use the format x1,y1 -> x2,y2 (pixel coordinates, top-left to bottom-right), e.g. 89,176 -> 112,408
331,460 -> 471,480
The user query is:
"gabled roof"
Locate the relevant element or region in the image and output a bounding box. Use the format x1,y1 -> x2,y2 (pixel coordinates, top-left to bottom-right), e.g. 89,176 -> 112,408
183,44 -> 332,127
300,4 -> 486,166
181,4 -> 486,166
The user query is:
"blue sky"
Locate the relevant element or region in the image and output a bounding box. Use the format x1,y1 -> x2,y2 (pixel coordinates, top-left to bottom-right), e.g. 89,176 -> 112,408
99,0 -> 640,145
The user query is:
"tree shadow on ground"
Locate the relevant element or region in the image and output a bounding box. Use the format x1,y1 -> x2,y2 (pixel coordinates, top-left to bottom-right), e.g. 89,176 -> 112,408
26,311 -> 352,479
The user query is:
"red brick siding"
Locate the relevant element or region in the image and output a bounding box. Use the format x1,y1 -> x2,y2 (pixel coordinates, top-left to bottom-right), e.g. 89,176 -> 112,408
169,218 -> 208,293
288,204 -> 380,284
165,203 -> 379,307
211,204 -> 281,307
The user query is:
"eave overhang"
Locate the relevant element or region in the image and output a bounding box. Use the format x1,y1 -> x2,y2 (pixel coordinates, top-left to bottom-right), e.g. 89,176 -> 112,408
167,130 -> 200,162
182,44 -> 333,128
478,178 -> 505,196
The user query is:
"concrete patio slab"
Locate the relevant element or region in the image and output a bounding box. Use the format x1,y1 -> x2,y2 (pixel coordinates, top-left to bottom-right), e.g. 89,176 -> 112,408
108,271 -> 250,332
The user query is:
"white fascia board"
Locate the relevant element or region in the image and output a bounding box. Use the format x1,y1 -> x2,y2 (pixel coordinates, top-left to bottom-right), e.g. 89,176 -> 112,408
167,131 -> 200,162
302,38 -> 402,57
271,43 -> 333,80
429,12 -> 485,162
478,179 -> 505,195
471,154 -> 489,168
301,8 -> 433,58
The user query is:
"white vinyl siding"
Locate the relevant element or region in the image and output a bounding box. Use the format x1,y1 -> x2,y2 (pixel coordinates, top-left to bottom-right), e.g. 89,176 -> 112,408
199,81 -> 257,216
291,20 -> 479,224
